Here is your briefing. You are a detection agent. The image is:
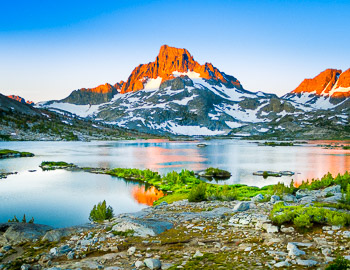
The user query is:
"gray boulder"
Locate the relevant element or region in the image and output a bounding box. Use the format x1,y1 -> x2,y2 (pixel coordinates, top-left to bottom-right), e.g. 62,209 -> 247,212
251,194 -> 264,202
1,223 -> 53,244
283,194 -> 295,202
270,195 -> 280,203
144,258 -> 162,269
296,259 -> 318,266
323,185 -> 341,194
233,202 -> 250,212
295,189 -> 311,199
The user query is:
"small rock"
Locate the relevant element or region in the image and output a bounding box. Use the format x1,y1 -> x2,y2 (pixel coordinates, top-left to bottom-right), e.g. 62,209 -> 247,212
49,247 -> 58,256
21,265 -> 31,270
244,247 -> 252,252
287,243 -> 305,257
283,194 -> 295,202
274,261 -> 290,268
193,250 -> 204,258
270,195 -> 280,203
67,251 -> 75,260
2,246 -> 12,252
144,258 -> 162,269
343,231 -> 350,238
321,248 -> 331,256
128,246 -> 136,256
135,260 -> 144,268
280,225 -> 294,233
264,224 -> 279,233
104,267 -> 123,270
251,194 -> 264,202
233,202 -> 250,212
296,259 -> 318,266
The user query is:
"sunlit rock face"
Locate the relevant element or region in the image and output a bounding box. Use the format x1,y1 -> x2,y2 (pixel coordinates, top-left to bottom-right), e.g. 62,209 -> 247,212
284,68 -> 350,109
119,45 -> 243,94
7,95 -> 34,106
60,83 -> 118,105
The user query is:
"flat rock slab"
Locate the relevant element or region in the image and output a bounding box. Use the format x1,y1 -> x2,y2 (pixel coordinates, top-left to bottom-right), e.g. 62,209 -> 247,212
0,223 -> 53,244
42,223 -> 96,242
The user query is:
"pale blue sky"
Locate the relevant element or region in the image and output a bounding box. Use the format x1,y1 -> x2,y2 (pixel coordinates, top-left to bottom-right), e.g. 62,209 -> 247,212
0,0 -> 349,101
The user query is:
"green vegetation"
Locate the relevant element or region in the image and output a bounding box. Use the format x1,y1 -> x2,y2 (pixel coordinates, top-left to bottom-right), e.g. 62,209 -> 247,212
89,200 -> 114,222
40,161 -> 76,170
342,145 -> 350,150
326,256 -> 350,270
201,167 -> 231,179
340,184 -> 350,205
8,214 -> 34,223
263,141 -> 294,146
299,172 -> 350,191
188,182 -> 207,202
0,149 -> 34,158
270,202 -> 350,229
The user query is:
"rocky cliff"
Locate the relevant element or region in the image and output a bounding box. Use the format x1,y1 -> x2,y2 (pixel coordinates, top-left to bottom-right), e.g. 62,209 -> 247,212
61,83 -> 118,105
7,95 -> 34,106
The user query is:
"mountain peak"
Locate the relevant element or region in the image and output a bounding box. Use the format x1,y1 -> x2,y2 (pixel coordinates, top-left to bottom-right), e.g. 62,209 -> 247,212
120,45 -> 243,94
291,68 -> 344,96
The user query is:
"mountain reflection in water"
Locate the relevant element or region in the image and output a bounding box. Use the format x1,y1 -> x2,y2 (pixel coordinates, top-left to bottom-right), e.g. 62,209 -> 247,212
132,186 -> 165,206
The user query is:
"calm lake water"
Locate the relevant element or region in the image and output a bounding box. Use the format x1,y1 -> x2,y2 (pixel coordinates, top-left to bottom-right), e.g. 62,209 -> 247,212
0,139 -> 349,227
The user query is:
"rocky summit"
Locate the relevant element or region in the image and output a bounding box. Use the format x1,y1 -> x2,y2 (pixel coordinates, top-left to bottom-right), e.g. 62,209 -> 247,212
283,68 -> 350,109
37,46 -> 350,138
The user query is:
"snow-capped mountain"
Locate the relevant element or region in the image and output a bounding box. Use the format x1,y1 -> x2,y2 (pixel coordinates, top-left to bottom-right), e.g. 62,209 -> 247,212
38,46 -> 349,137
283,68 -> 350,110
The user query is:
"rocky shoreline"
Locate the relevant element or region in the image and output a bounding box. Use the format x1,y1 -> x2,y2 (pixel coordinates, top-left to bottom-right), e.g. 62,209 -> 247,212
0,184 -> 349,270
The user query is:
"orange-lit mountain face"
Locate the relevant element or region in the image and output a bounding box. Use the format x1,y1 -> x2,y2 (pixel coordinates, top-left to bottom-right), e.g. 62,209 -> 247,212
292,68 -> 350,98
119,45 -> 243,94
7,95 -> 34,106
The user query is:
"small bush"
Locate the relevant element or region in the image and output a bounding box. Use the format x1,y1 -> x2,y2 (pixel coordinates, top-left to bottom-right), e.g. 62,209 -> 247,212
188,183 -> 207,202
326,256 -> 350,270
270,202 -> 350,229
89,200 -> 114,222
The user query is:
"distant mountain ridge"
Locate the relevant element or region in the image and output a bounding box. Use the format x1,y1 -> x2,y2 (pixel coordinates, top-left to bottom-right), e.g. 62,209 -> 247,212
37,45 -> 349,138
61,83 -> 119,105
7,95 -> 34,106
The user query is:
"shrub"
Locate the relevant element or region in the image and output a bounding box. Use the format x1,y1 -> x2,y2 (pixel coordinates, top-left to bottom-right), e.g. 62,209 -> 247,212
188,183 -> 207,202
326,256 -> 350,270
89,200 -> 114,222
270,202 -> 350,229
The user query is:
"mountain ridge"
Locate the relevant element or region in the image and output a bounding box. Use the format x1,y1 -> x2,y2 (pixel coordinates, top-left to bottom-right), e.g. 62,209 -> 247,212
36,45 -> 349,137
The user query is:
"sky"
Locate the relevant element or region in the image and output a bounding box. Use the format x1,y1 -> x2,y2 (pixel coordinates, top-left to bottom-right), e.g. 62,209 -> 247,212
0,0 -> 349,102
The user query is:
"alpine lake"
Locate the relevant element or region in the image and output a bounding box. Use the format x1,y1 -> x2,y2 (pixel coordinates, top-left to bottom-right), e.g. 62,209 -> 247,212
0,139 -> 349,228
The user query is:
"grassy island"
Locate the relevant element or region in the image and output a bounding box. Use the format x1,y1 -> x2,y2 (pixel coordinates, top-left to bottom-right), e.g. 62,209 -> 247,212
0,149 -> 34,159
40,161 -> 76,170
